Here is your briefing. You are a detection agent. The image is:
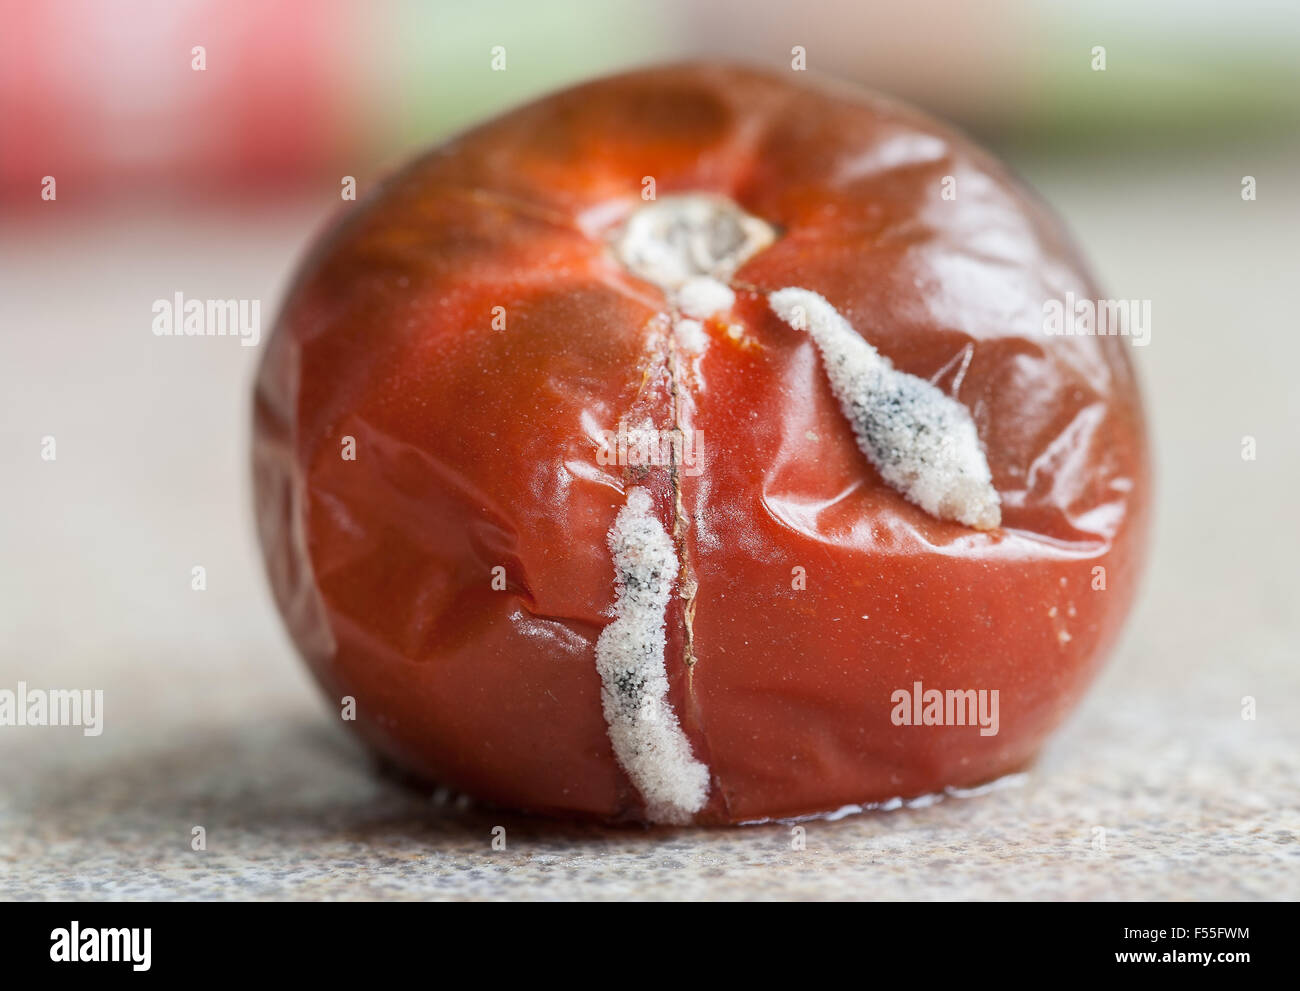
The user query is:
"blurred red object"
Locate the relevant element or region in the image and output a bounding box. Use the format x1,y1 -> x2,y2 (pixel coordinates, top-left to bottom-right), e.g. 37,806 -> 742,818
0,0 -> 353,201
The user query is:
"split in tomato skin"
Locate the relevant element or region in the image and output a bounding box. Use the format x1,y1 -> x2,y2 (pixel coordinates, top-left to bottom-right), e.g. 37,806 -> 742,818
253,63 -> 1150,825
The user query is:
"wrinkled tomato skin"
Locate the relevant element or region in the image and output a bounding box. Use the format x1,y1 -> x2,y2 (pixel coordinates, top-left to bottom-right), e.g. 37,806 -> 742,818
254,64 -> 1149,824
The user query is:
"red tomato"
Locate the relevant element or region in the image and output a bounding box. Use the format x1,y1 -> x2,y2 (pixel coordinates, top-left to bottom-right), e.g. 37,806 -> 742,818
254,64 -> 1149,824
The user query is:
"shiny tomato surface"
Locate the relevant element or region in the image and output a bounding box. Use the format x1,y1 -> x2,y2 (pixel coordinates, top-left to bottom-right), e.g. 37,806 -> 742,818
254,63 -> 1149,824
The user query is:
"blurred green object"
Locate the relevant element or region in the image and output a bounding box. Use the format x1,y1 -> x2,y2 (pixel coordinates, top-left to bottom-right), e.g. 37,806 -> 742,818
1027,34 -> 1300,151
363,0 -> 1300,160
383,0 -> 680,149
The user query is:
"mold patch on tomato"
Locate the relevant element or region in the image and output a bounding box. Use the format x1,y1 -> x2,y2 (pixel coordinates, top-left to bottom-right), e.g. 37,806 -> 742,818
770,287 -> 1001,531
614,193 -> 775,292
595,486 -> 710,823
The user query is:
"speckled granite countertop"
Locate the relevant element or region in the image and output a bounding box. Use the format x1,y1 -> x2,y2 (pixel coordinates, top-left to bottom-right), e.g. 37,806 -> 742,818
3,680 -> 1295,900
2,152 -> 1297,901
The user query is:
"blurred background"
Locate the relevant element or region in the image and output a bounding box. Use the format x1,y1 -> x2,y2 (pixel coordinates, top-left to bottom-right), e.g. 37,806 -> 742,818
1,0 -> 1297,899
4,0 -> 1299,200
